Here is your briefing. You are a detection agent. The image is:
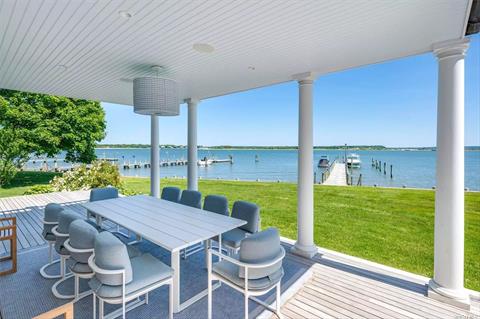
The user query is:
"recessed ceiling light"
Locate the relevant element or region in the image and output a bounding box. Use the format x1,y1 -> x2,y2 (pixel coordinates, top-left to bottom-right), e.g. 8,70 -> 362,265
193,43 -> 214,53
119,10 -> 132,19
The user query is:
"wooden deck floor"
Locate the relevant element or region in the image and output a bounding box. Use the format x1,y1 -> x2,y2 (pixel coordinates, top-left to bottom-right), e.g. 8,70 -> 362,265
0,190 -> 115,255
0,191 -> 478,318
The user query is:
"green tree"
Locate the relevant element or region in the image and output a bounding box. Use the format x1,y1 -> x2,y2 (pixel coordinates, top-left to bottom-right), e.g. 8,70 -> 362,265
0,89 -> 106,185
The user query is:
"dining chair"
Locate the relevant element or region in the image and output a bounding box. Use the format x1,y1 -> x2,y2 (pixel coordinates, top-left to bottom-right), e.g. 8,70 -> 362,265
51,210 -> 82,299
63,219 -> 98,301
203,195 -> 229,215
179,190 -> 202,259
161,187 -> 182,203
222,201 -> 260,255
184,194 -> 230,259
88,232 -> 173,319
207,227 -> 285,319
88,187 -> 130,238
179,189 -> 202,208
40,203 -> 64,279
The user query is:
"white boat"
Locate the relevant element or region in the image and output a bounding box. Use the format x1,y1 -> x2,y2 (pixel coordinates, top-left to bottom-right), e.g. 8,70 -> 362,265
198,157 -> 213,166
346,153 -> 361,167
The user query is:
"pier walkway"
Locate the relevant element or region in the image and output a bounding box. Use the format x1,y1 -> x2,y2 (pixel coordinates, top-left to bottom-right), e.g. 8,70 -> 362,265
323,162 -> 348,186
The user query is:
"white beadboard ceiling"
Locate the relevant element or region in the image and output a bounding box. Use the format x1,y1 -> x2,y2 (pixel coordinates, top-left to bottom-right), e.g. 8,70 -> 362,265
0,0 -> 472,105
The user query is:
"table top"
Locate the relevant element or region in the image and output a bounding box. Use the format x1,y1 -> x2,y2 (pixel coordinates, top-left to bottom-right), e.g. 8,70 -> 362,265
82,195 -> 246,252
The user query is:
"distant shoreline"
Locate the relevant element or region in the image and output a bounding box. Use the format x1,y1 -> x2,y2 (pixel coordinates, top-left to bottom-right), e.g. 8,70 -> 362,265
96,145 -> 480,151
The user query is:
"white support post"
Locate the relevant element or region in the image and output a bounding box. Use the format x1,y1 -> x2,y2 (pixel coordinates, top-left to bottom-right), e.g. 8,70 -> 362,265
187,99 -> 199,191
428,38 -> 470,310
291,75 -> 317,258
150,115 -> 160,198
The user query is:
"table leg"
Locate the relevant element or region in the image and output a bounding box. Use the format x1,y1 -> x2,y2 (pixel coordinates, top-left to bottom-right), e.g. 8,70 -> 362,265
171,250 -> 180,313
204,240 -> 209,268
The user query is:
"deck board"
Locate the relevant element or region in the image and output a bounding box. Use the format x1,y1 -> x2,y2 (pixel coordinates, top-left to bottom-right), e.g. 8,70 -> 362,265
0,191 -> 478,318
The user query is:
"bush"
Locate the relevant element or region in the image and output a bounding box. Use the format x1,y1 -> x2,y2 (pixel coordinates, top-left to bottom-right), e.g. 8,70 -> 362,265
0,160 -> 17,186
118,185 -> 144,196
24,184 -> 54,195
50,161 -> 122,191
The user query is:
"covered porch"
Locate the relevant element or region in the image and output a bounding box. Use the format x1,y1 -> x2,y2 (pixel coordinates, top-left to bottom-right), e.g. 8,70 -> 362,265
0,0 -> 479,317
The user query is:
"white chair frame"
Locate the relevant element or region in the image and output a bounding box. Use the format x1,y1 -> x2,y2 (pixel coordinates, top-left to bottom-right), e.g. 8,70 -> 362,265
207,247 -> 285,319
88,254 -> 173,319
51,225 -> 75,299
39,220 -> 61,279
63,239 -> 95,301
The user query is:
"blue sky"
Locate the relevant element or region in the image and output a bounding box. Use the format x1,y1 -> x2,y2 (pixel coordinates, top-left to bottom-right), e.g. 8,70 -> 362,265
102,35 -> 479,147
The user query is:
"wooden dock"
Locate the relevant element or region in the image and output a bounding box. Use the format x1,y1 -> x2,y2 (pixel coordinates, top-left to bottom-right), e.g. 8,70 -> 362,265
0,191 -> 478,318
322,162 -> 348,186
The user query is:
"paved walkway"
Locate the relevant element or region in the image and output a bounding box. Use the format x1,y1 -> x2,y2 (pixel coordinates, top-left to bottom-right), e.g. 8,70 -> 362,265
323,162 -> 348,186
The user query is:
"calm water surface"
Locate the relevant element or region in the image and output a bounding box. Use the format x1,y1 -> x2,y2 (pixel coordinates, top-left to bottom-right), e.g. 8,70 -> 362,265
28,149 -> 480,190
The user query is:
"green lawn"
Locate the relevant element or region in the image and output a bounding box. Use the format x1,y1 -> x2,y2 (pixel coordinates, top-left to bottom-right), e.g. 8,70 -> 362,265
122,177 -> 480,291
0,171 -> 60,198
1,173 -> 479,290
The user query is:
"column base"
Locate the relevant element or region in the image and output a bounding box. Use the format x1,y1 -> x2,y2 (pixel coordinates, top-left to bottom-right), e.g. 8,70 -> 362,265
291,242 -> 317,259
428,279 -> 471,310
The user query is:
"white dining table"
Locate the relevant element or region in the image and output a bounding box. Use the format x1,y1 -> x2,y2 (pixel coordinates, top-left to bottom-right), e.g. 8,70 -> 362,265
82,194 -> 246,313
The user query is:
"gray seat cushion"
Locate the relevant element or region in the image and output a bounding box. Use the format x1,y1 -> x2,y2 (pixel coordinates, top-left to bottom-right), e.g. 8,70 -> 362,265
231,201 -> 260,233
161,187 -> 182,203
67,259 -> 92,274
69,220 -> 98,263
42,203 -> 63,240
239,228 -> 283,279
44,232 -> 56,241
126,244 -> 142,259
213,259 -> 283,291
89,254 -> 173,299
94,232 -> 133,286
203,195 -> 229,215
179,190 -> 202,209
222,228 -> 249,249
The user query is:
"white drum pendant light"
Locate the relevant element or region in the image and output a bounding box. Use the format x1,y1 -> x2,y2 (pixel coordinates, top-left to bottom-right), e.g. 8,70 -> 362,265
133,66 -> 179,116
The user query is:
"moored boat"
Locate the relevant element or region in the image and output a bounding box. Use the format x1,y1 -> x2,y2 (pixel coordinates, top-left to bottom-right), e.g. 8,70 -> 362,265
318,155 -> 329,168
347,153 -> 361,167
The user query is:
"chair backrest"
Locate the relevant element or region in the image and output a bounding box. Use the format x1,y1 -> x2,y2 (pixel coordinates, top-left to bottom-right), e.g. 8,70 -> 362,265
231,201 -> 260,233
161,187 -> 182,203
68,220 -> 98,263
42,203 -> 64,239
179,190 -> 202,209
93,231 -> 133,286
54,210 -> 81,253
203,195 -> 229,216
56,210 -> 81,234
239,227 -> 284,279
90,187 -> 119,202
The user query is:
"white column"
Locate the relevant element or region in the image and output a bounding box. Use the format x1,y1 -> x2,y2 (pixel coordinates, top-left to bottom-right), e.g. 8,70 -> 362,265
292,77 -> 317,258
428,38 -> 470,309
187,99 -> 198,191
150,115 -> 160,198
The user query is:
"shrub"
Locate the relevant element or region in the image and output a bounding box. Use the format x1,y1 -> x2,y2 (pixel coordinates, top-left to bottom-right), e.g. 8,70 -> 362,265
50,161 -> 122,191
0,160 -> 17,186
24,184 -> 54,195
